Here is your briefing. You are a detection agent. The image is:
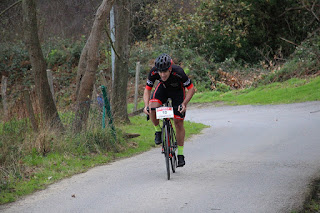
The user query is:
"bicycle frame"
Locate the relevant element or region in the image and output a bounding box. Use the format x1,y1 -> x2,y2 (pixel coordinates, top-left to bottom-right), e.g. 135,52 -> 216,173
160,101 -> 178,180
147,98 -> 179,180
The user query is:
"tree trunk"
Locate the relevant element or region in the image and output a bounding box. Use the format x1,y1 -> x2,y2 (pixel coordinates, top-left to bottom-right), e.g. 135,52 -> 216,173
111,0 -> 130,123
23,90 -> 39,132
22,0 -> 63,130
73,0 -> 115,133
75,44 -> 88,100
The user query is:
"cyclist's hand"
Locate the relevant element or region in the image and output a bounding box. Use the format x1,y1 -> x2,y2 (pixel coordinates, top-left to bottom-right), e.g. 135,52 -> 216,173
143,106 -> 150,115
178,104 -> 187,113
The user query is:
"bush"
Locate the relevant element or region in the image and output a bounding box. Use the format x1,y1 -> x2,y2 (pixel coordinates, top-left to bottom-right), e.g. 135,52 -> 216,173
144,0 -> 318,64
256,35 -> 320,86
82,128 -> 118,153
43,37 -> 86,69
0,42 -> 32,87
215,82 -> 231,93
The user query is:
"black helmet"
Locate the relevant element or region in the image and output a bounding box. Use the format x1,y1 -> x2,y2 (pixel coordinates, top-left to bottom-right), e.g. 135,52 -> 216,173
155,53 -> 172,71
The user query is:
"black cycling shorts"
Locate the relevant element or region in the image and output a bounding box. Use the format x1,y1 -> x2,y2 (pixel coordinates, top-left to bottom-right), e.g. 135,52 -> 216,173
149,82 -> 185,120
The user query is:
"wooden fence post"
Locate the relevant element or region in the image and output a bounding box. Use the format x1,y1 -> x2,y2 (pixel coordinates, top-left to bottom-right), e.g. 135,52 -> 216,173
23,90 -> 38,132
134,62 -> 140,112
1,76 -> 8,119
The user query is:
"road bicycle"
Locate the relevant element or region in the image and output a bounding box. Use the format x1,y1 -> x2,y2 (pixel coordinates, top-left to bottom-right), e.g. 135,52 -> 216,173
147,99 -> 180,180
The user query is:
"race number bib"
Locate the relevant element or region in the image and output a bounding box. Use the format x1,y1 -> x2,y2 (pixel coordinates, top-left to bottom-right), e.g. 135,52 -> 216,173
156,107 -> 174,119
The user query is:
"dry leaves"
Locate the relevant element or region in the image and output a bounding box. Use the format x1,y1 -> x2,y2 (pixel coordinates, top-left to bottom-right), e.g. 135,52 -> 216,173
208,68 -> 263,90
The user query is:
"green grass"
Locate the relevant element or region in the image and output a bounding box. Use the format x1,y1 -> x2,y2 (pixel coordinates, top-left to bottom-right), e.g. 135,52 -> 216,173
127,101 -> 145,113
0,116 -> 207,204
1,151 -> 112,204
191,77 -> 320,105
191,90 -> 222,103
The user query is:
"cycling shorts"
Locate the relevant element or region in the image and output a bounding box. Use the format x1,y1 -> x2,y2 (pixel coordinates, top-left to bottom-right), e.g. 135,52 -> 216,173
149,82 -> 185,120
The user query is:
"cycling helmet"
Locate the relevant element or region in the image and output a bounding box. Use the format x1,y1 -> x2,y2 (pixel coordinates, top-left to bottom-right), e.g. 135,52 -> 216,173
155,53 -> 172,71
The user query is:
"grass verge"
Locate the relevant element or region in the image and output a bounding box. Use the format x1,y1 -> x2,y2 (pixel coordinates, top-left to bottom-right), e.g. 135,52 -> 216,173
191,76 -> 320,105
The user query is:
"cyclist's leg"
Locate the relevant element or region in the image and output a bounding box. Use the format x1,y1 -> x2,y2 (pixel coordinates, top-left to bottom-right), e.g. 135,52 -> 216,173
149,101 -> 161,126
170,89 -> 186,167
149,82 -> 167,126
174,118 -> 186,167
173,118 -> 185,147
149,82 -> 167,144
171,88 -> 186,147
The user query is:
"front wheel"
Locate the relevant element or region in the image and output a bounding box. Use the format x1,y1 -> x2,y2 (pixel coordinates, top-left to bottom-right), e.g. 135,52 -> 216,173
164,125 -> 170,180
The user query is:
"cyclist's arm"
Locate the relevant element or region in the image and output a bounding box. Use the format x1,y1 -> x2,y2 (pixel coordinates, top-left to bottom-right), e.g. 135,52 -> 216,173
144,68 -> 157,114
143,87 -> 152,115
180,85 -> 195,113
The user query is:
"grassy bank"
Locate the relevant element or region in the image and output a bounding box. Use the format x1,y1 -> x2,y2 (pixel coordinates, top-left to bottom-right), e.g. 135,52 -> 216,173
191,76 -> 320,105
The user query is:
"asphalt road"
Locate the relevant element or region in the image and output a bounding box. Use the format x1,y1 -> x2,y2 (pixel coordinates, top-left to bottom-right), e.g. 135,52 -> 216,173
1,102 -> 320,213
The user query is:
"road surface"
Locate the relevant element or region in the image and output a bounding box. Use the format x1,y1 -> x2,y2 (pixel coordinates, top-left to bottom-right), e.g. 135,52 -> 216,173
1,102 -> 320,213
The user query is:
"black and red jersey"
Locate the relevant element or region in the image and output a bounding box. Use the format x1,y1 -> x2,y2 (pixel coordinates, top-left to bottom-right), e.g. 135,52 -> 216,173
145,65 -> 194,91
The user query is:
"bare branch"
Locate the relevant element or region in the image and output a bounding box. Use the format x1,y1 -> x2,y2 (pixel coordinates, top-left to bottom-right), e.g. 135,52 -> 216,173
279,6 -> 304,17
302,0 -> 320,23
104,26 -> 121,59
310,1 -> 320,22
307,27 -> 320,39
0,0 -> 22,17
279,1 -> 320,21
254,46 -> 271,64
279,37 -> 299,46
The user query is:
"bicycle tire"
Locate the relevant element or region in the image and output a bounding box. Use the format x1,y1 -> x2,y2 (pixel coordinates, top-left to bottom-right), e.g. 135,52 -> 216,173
164,124 -> 170,180
168,123 -> 177,173
171,152 -> 177,173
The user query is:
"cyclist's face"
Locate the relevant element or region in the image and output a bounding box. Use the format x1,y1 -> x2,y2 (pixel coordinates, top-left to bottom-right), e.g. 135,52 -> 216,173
159,69 -> 171,81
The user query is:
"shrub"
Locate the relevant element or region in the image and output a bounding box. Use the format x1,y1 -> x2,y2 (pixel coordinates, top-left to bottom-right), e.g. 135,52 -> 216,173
43,37 -> 86,69
256,35 -> 320,86
0,42 -> 32,87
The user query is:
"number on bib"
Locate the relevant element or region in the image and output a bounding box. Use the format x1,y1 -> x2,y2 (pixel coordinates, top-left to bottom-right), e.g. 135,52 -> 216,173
156,107 -> 174,119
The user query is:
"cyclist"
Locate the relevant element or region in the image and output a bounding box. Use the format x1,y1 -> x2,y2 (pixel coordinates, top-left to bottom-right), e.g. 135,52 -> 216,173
143,53 -> 195,167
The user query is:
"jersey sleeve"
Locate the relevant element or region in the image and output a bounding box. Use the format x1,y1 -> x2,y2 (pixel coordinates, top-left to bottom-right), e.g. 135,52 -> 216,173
176,66 -> 194,90
145,67 -> 157,90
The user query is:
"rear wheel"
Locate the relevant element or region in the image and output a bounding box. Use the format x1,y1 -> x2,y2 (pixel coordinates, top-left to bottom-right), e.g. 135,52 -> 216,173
171,152 -> 177,173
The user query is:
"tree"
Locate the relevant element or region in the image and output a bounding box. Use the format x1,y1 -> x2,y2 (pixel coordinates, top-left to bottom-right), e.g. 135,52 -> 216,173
144,0 -> 319,63
73,0 -> 115,132
111,0 -> 131,123
21,0 -> 63,130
